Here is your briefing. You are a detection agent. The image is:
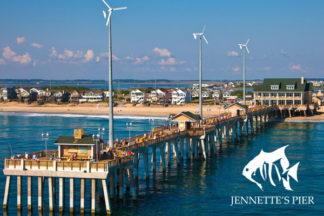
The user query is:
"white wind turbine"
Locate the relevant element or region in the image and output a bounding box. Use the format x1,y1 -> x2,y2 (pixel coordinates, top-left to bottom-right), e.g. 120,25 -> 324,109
193,25 -> 208,119
238,39 -> 250,105
102,0 -> 127,148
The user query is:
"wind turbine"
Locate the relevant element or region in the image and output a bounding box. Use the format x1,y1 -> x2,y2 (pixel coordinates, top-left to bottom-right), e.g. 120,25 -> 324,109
102,0 -> 127,148
193,25 -> 208,119
238,39 -> 250,105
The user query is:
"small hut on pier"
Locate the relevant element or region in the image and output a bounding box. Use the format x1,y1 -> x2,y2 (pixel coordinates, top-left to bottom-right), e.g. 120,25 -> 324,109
225,103 -> 248,116
169,111 -> 201,131
55,129 -> 102,160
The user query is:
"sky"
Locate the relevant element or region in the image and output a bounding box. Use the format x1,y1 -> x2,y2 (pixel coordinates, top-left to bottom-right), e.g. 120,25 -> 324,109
0,0 -> 323,80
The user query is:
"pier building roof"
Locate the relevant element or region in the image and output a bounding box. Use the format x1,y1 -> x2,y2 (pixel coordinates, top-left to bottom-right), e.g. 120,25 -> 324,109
169,111 -> 201,122
253,77 -> 313,92
55,135 -> 97,146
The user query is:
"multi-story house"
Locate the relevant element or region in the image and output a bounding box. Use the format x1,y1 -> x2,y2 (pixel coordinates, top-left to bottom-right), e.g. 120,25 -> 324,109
131,89 -> 145,104
171,89 -> 191,105
0,88 -> 17,102
69,90 -> 81,104
253,77 -> 313,106
15,88 -> 35,103
79,90 -> 104,103
150,88 -> 168,103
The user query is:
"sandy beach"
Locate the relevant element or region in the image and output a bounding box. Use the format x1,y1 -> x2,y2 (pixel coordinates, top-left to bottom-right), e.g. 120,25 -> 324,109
1,102 -> 323,121
0,102 -> 226,117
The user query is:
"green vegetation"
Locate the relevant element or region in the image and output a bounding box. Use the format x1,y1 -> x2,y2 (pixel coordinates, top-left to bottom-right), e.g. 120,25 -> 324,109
41,86 -> 89,92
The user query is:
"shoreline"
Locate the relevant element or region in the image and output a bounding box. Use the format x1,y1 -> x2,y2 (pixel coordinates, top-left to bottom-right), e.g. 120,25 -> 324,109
0,102 -> 323,122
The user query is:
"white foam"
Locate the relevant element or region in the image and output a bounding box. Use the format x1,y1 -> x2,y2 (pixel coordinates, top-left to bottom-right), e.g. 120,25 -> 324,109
0,111 -> 168,120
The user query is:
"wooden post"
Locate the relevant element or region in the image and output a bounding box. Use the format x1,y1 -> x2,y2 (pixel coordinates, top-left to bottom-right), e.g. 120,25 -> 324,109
17,176 -> 22,211
160,144 -> 166,172
102,179 -> 111,215
201,139 -> 207,160
109,169 -> 115,199
143,150 -> 149,179
59,177 -> 64,213
3,176 -> 11,211
48,177 -> 54,212
167,142 -> 171,166
91,179 -> 96,214
27,176 -> 32,211
118,168 -> 124,199
38,176 -> 43,212
194,138 -> 198,159
127,168 -> 136,199
180,138 -> 184,160
151,147 -> 156,171
69,178 -> 74,213
80,178 -> 85,213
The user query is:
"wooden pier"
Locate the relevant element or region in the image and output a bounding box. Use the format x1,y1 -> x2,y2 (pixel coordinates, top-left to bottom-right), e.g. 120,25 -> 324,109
2,105 -> 280,214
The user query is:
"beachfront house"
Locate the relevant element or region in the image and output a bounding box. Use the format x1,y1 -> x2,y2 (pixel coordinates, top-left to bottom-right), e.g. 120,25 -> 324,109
212,89 -> 222,100
30,88 -> 52,104
169,111 -> 201,131
253,77 -> 313,106
69,90 -> 81,104
150,88 -> 168,103
79,90 -> 104,103
171,89 -> 191,105
50,90 -> 70,103
15,88 -> 34,103
55,129 -> 103,160
202,91 -> 211,99
131,89 -> 145,104
0,88 -> 17,102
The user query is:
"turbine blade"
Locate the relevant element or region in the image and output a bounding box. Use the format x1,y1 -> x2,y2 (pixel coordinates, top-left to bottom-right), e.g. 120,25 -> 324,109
106,11 -> 112,26
193,33 -> 197,40
102,10 -> 107,19
246,38 -> 250,45
246,46 -> 250,54
102,0 -> 111,9
113,7 -> 127,11
238,44 -> 242,49
202,24 -> 206,34
203,35 -> 208,44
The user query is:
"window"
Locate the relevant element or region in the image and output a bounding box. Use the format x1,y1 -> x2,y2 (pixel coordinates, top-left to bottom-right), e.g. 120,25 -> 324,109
287,93 -> 293,97
295,100 -> 301,104
263,93 -> 269,97
271,93 -> 277,97
271,85 -> 279,90
279,93 -> 285,97
286,85 -> 295,90
294,93 -> 301,97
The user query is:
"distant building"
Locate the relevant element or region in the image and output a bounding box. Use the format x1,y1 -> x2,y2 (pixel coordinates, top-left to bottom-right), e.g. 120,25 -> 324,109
169,111 -> 201,131
171,89 -> 191,105
79,90 -> 104,103
253,77 -> 313,106
15,88 -> 35,103
0,88 -> 17,102
150,88 -> 168,103
69,90 -> 81,104
131,89 -> 145,104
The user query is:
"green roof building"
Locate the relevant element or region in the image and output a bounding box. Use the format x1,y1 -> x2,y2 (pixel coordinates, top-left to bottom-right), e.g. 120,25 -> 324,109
253,77 -> 313,106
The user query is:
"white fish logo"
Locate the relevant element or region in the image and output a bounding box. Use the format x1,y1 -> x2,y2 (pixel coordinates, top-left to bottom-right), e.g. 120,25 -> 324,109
242,145 -> 300,191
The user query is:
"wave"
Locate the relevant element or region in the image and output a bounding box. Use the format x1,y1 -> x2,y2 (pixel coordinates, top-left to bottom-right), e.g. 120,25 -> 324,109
0,111 -> 168,120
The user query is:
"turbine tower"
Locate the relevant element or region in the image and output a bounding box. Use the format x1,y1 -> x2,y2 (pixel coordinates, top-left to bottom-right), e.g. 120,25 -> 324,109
193,25 -> 208,119
102,0 -> 127,148
238,39 -> 250,105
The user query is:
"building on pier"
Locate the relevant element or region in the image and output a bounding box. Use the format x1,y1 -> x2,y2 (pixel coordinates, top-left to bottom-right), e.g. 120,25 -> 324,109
253,77 -> 313,106
225,103 -> 248,116
55,129 -> 104,160
169,111 -> 201,131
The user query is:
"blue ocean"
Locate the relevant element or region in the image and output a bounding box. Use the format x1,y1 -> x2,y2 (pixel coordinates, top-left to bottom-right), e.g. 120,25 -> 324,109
0,113 -> 323,215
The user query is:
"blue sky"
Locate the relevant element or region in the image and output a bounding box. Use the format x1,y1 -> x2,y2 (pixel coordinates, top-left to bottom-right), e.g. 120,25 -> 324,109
0,0 -> 323,80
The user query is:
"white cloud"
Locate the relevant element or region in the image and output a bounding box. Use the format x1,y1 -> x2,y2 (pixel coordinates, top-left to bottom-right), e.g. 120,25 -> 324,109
0,58 -> 5,65
232,67 -> 240,72
125,56 -> 134,60
2,46 -> 32,64
290,64 -> 301,71
50,47 -> 57,57
133,56 -> 149,64
31,43 -> 43,48
112,55 -> 120,61
58,49 -> 74,59
159,57 -> 176,65
16,37 -> 25,44
153,48 -> 171,57
84,50 -> 94,62
227,51 -> 239,57
3,46 -> 16,59
95,56 -> 100,62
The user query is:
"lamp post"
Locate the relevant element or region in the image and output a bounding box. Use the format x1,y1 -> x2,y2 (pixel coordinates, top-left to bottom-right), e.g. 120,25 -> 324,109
92,133 -> 100,161
41,132 -> 49,158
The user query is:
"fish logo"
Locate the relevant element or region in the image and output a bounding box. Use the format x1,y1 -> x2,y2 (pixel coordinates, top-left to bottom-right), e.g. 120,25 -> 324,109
242,145 -> 300,191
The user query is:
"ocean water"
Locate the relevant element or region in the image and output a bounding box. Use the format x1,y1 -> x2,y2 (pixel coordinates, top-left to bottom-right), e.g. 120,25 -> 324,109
0,113 -> 323,215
